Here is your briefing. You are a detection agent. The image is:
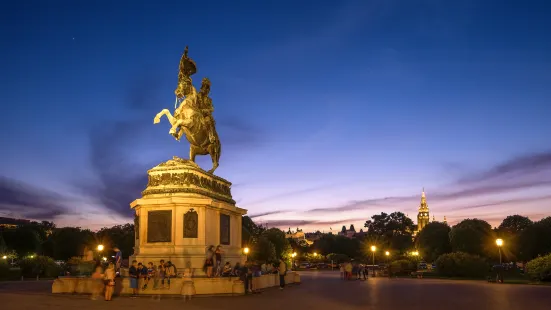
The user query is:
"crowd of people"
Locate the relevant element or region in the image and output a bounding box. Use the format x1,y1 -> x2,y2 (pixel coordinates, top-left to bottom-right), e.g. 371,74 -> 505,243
339,262 -> 371,281
86,245 -> 289,300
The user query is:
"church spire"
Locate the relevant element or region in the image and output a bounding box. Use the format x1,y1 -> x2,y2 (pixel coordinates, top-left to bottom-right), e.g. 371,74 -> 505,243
417,188 -> 430,232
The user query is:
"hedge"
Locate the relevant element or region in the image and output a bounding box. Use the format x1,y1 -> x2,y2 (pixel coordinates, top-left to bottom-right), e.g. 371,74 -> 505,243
525,253 -> 551,282
434,252 -> 488,278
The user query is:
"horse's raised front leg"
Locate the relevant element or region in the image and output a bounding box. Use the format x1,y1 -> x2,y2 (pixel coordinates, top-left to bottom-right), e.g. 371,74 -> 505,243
154,109 -> 174,125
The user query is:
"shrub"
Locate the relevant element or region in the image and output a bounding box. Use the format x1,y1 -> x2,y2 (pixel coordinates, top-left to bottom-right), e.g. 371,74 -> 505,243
435,252 -> 488,278
390,259 -> 416,275
0,260 -> 9,278
525,254 -> 551,282
19,255 -> 61,278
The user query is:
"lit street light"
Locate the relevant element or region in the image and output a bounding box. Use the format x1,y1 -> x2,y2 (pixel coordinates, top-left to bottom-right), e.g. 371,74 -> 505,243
370,246 -> 377,276
496,239 -> 504,264
97,244 -> 104,252
1,256 -> 6,260
292,252 -> 297,270
243,247 -> 250,261
385,251 -> 390,256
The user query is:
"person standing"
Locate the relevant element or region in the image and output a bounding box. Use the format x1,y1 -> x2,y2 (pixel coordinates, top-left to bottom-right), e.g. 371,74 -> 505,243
114,247 -> 122,277
214,245 -> 223,277
182,262 -> 195,301
104,263 -> 116,301
278,258 -> 287,290
165,261 -> 177,289
205,246 -> 214,277
159,260 -> 167,289
91,264 -> 104,300
240,261 -> 251,294
129,260 -> 139,297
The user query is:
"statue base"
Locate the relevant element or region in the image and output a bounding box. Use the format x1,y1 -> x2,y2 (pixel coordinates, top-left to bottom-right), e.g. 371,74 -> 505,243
129,157 -> 247,275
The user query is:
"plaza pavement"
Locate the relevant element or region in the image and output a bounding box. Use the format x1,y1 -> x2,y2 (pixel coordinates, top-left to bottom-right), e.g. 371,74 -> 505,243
1,271 -> 551,309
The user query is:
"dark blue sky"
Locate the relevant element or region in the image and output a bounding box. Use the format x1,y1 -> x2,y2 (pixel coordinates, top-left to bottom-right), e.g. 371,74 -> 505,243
1,0 -> 550,230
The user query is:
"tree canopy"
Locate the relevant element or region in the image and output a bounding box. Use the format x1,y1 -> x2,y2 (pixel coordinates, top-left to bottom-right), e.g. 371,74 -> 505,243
449,219 -> 494,257
416,222 -> 451,262
364,212 -> 415,253
261,228 -> 292,260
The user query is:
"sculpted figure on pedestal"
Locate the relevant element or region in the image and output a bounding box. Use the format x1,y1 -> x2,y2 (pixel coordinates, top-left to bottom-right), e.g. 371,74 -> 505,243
154,46 -> 221,174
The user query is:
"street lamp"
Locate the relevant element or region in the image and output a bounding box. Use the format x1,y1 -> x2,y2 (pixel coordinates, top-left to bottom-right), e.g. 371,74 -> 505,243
496,239 -> 503,264
292,252 -> 297,270
243,247 -> 250,261
385,251 -> 390,257
102,257 -> 107,262
370,246 -> 377,276
1,256 -> 6,260
97,244 -> 104,252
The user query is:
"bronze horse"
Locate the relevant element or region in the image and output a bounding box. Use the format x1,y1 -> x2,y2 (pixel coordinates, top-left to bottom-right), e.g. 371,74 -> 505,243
154,79 -> 221,174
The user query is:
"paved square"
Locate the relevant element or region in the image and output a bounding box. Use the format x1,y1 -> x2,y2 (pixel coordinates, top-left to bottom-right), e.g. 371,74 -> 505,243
1,272 -> 550,309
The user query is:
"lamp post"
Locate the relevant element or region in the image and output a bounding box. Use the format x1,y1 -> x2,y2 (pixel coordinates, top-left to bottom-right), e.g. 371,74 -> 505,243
292,252 -> 297,270
370,245 -> 376,277
496,239 -> 503,264
385,251 -> 390,263
97,244 -> 104,252
243,247 -> 250,261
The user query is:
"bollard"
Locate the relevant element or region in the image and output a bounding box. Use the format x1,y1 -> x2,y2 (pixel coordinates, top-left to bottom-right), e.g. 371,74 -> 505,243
21,276 -> 24,281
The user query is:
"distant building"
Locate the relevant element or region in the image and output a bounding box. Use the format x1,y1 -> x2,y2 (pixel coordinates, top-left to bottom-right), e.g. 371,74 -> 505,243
417,189 -> 430,232
339,224 -> 364,239
286,227 -> 313,245
413,189 -> 446,235
0,217 -> 30,229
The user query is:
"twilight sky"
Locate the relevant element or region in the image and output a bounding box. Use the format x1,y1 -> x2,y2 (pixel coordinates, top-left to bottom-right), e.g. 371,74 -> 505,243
1,0 -> 550,232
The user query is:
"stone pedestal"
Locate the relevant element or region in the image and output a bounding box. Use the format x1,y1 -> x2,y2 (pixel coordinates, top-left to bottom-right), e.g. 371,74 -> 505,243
130,157 -> 246,274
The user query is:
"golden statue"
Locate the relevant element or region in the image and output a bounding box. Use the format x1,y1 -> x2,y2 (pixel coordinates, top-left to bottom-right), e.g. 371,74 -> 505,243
154,47 -> 221,173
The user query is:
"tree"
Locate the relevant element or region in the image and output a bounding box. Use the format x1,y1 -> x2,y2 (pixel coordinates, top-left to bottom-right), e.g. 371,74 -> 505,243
450,219 -> 494,257
261,228 -> 292,260
364,212 -> 415,254
349,224 -> 356,232
518,217 -> 551,261
242,216 -> 265,247
0,233 -> 7,253
497,215 -> 533,261
2,226 -> 41,256
313,234 -> 361,259
252,236 -> 277,262
47,227 -> 95,260
341,226 -> 347,233
416,222 -> 451,262
96,224 -> 135,257
498,215 -> 533,234
327,253 -> 348,263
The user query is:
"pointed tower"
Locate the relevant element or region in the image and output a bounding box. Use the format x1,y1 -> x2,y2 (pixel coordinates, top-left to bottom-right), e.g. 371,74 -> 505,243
417,188 -> 430,232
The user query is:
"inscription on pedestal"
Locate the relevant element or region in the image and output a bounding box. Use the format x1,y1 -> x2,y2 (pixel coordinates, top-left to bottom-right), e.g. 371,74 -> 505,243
147,210 -> 172,243
184,209 -> 198,238
220,214 -> 230,245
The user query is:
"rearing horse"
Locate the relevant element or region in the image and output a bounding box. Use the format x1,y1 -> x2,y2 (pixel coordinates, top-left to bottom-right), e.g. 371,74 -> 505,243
153,84 -> 221,174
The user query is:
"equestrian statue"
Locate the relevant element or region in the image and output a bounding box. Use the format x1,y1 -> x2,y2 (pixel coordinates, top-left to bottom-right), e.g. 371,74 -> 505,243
154,47 -> 221,174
